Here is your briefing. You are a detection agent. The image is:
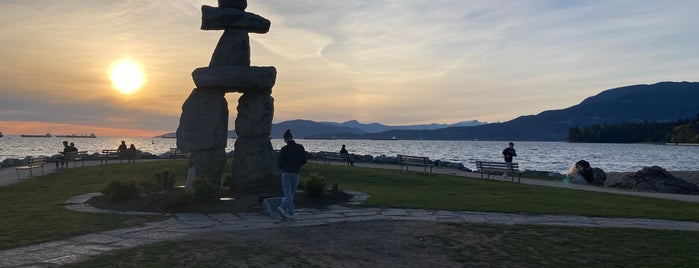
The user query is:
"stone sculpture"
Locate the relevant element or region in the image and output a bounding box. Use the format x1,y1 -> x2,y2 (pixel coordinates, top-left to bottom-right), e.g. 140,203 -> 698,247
177,0 -> 279,195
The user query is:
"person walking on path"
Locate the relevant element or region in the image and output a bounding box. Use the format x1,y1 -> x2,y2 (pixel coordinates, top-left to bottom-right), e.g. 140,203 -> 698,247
277,129 -> 307,220
502,142 -> 517,179
339,144 -> 354,166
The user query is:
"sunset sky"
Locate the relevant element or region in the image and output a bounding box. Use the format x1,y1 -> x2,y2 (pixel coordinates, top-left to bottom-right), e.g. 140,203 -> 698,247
1,0 -> 698,137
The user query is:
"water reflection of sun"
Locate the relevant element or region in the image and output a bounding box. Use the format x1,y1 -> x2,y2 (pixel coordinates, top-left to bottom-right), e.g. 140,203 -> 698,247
109,58 -> 145,95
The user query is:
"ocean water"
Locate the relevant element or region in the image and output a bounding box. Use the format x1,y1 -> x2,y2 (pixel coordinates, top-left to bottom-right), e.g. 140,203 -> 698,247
1,136 -> 698,174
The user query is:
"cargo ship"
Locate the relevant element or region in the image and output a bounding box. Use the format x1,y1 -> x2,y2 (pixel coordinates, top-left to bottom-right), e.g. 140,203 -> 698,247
55,133 -> 97,138
20,133 -> 52,137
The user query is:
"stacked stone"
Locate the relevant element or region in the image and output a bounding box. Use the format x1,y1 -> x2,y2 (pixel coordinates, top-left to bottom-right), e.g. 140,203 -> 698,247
177,0 -> 279,195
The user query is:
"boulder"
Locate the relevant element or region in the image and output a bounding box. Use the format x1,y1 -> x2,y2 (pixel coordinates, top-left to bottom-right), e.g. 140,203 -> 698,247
209,30 -> 250,67
609,166 -> 699,195
589,167 -> 607,186
176,89 -> 229,151
2,158 -> 21,167
191,66 -> 276,93
566,160 -> 605,185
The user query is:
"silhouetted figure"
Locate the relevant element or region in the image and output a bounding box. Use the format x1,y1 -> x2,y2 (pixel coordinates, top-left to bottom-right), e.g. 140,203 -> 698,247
502,142 -> 517,179
339,144 -> 354,166
276,129 -> 307,220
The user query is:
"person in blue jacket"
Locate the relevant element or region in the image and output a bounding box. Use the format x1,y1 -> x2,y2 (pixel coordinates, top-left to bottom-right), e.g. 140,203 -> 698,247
277,129 -> 307,220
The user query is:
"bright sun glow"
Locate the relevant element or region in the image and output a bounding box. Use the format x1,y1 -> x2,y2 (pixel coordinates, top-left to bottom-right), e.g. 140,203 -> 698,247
109,59 -> 145,94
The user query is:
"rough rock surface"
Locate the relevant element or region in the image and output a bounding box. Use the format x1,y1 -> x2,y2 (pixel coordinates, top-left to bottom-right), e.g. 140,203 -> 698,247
609,166 -> 699,195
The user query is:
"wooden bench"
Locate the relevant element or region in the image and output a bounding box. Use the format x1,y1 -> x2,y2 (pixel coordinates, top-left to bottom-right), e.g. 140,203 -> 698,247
321,151 -> 352,166
15,156 -> 47,180
397,154 -> 434,174
64,151 -> 89,168
169,148 -> 189,159
120,150 -> 140,163
100,149 -> 121,164
475,161 -> 521,182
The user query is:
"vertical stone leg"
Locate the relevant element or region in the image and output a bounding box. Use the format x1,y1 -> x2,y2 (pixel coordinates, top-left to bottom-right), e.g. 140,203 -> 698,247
187,149 -> 227,189
231,92 -> 279,195
177,88 -> 229,191
231,137 -> 279,195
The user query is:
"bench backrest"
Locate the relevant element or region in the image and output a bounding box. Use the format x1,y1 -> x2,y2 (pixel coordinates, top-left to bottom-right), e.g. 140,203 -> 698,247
28,156 -> 46,167
476,161 -> 519,170
398,154 -> 429,164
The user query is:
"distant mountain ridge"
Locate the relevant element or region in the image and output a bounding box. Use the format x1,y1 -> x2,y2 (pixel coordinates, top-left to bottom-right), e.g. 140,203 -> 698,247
157,81 -> 699,141
365,81 -> 699,141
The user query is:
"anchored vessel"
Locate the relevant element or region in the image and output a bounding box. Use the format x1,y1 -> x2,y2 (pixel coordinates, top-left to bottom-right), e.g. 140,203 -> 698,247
55,133 -> 97,138
20,133 -> 52,137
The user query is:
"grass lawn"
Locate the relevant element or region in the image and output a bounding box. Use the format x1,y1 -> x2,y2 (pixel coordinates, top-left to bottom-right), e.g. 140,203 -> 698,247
3,161 -> 699,266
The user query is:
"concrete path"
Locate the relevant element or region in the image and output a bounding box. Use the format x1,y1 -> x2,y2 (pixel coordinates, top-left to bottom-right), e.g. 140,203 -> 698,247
2,160 -> 699,267
2,192 -> 699,267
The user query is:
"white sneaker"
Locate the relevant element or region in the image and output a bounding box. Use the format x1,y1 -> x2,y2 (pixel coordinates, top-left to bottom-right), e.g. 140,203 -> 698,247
277,207 -> 288,220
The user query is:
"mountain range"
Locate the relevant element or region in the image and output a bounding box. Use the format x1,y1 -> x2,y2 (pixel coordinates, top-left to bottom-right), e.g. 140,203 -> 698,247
160,81 -> 699,141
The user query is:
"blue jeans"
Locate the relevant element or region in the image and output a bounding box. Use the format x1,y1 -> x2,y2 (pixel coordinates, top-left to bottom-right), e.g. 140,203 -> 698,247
280,172 -> 300,216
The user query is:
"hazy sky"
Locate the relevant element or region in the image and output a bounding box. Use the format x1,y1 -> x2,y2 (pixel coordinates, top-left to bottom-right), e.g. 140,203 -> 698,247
1,0 -> 697,137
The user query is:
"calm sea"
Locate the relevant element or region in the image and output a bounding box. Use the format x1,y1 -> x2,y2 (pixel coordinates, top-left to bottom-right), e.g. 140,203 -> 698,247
1,136 -> 698,173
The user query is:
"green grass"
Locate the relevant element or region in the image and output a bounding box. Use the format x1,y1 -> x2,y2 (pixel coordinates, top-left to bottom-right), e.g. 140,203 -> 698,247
303,163 -> 699,221
0,161 -> 188,249
3,161 -> 699,253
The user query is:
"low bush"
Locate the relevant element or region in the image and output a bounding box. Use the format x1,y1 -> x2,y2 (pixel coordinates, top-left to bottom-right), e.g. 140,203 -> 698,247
303,172 -> 327,198
153,168 -> 176,190
102,180 -> 139,203
162,189 -> 193,210
192,176 -> 218,203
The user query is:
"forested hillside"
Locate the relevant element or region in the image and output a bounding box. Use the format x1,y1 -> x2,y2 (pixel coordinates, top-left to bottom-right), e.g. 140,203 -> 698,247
567,115 -> 699,143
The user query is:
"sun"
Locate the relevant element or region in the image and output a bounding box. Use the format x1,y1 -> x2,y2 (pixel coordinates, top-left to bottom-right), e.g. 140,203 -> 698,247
109,59 -> 145,94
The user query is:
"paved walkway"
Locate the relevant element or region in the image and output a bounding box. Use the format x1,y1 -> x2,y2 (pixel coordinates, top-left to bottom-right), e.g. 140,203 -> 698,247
2,160 -> 699,267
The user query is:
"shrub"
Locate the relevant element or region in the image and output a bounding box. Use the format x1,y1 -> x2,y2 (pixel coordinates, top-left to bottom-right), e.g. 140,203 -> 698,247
153,168 -> 176,191
129,177 -> 157,194
303,172 -> 327,198
192,176 -> 218,203
102,180 -> 140,203
162,188 -> 193,210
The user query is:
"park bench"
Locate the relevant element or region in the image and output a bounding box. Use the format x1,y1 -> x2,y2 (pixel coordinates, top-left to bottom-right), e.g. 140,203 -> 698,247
475,161 -> 521,183
100,149 -> 120,164
169,148 -> 189,159
321,151 -> 352,166
15,156 -> 47,180
64,151 -> 89,168
397,154 -> 434,174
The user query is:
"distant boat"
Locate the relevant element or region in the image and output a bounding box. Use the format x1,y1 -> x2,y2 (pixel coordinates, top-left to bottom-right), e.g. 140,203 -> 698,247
369,136 -> 398,140
21,133 -> 52,137
55,133 -> 97,138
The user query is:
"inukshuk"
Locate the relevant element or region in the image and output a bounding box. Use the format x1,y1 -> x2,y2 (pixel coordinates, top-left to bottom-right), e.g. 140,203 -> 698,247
177,0 -> 279,195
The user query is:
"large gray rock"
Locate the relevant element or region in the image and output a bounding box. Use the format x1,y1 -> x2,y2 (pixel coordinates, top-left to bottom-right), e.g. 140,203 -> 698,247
231,137 -> 280,195
209,30 -> 250,67
191,66 -> 276,93
176,89 -> 229,151
235,93 -> 274,137
201,5 -> 270,33
589,167 -> 607,186
610,166 -> 699,195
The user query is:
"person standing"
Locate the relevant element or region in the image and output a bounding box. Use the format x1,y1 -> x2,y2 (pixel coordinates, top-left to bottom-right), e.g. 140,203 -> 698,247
339,144 -> 354,166
277,129 -> 307,220
502,142 -> 517,179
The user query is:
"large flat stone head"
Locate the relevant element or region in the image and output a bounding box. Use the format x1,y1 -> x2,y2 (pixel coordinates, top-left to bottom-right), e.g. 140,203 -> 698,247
192,66 -> 276,94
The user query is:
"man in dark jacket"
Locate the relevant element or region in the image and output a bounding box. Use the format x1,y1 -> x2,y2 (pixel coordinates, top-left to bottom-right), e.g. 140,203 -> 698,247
277,129 -> 307,219
502,142 -> 517,179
